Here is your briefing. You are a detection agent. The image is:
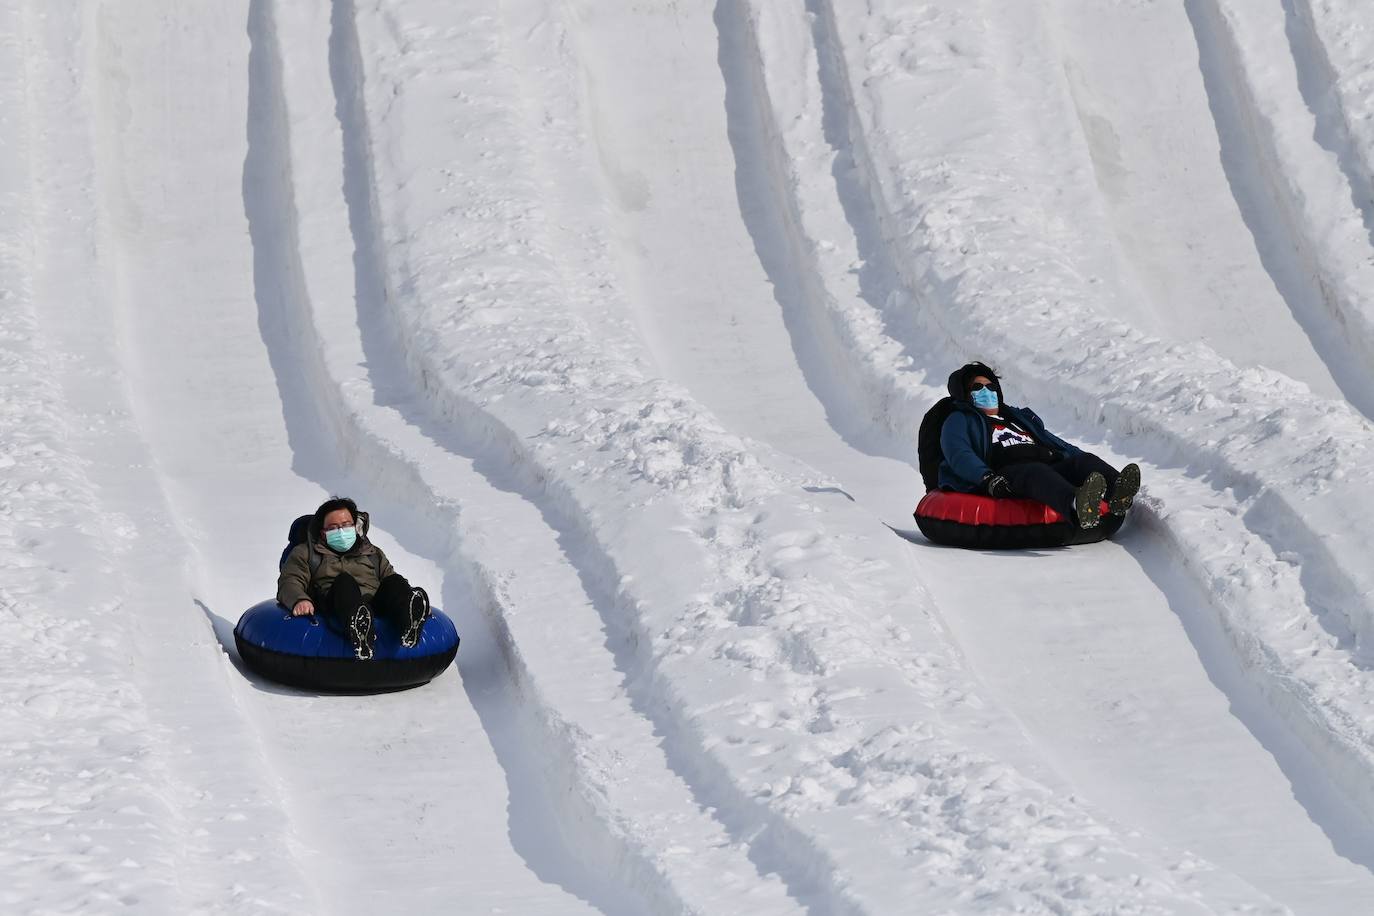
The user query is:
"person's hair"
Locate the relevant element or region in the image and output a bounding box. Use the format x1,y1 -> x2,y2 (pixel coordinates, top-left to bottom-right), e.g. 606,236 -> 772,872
313,496 -> 358,531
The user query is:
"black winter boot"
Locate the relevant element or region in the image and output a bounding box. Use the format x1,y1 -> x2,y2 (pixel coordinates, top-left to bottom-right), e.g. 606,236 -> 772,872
401,588 -> 431,649
349,605 -> 375,661
1074,472 -> 1107,530
1109,463 -> 1140,517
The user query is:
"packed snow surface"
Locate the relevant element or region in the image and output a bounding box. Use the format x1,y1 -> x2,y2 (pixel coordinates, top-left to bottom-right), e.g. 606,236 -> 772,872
7,0 -> 1374,912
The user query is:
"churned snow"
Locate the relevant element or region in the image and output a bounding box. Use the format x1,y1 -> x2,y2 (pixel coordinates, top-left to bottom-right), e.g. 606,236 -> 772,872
6,0 -> 1374,913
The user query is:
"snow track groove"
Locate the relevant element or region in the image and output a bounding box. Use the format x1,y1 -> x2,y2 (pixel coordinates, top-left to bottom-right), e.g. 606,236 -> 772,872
1296,1 -> 1374,226
330,6 -> 809,912
337,0 -> 1309,910
1,14 -> 185,909
807,0 -> 1374,852
248,2 -> 628,912
1043,0 -> 1343,402
674,0 -> 1374,900
712,0 -> 929,462
1281,0 -> 1374,245
346,3 -> 886,909
1182,0 -> 1374,418
256,1 -> 802,912
13,0 -> 1374,909
8,4 -> 319,912
711,0 -> 1374,905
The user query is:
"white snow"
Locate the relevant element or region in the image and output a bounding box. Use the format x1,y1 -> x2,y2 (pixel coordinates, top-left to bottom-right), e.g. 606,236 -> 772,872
6,0 -> 1374,912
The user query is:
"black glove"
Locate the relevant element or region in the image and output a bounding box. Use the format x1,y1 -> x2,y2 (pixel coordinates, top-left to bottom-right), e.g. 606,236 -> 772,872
982,473 -> 1012,498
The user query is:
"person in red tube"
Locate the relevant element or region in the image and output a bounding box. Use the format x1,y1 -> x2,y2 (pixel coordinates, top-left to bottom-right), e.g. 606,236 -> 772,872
937,362 -> 1140,529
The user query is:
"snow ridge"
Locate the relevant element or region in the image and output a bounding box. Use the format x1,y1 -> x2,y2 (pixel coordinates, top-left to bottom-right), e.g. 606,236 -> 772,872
4,4 -> 312,912
0,29 -> 174,908
817,0 -> 1374,836
336,0 -> 1286,910
1184,0 -> 1374,417
256,1 -> 803,911
9,0 -> 1374,909
714,0 -> 932,461
1283,0 -> 1374,243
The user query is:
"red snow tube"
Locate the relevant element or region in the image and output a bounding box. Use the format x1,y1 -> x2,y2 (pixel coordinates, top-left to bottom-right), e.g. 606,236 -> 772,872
914,491 -> 1123,549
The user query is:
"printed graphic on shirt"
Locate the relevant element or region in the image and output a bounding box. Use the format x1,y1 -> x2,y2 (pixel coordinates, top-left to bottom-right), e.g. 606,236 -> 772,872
990,420 -> 1036,449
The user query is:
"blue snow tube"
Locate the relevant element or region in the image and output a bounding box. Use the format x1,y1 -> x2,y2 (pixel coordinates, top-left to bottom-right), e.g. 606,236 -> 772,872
233,600 -> 459,692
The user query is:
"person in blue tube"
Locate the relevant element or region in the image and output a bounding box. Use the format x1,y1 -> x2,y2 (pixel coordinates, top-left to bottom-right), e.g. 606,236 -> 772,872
276,497 -> 430,660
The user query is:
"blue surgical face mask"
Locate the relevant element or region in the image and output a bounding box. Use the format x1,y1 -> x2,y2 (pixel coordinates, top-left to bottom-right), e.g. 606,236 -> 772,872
325,526 -> 357,552
970,387 -> 999,410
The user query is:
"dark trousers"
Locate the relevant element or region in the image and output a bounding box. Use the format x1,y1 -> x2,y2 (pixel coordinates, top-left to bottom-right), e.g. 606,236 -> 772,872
1000,452 -> 1120,521
318,572 -> 420,630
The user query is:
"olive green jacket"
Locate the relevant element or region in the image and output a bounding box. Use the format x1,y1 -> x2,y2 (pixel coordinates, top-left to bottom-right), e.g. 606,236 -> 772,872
276,510 -> 395,610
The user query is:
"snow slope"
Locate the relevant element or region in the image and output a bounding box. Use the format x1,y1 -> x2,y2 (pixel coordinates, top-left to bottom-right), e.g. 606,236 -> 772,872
6,0 -> 1374,912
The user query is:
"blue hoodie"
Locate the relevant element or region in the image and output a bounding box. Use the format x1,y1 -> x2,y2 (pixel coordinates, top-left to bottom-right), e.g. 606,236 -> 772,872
936,363 -> 1082,492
